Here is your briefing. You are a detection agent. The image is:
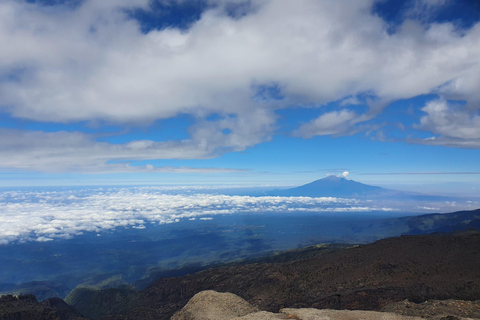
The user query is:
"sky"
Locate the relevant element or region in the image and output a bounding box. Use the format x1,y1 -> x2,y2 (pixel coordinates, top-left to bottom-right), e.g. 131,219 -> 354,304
1,0 -> 480,190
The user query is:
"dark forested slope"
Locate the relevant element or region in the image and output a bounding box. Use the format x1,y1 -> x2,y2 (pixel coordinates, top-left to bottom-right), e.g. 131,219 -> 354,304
104,231 -> 480,320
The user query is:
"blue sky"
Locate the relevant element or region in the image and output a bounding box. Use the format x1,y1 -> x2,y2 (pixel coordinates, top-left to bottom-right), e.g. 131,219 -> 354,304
1,0 -> 480,190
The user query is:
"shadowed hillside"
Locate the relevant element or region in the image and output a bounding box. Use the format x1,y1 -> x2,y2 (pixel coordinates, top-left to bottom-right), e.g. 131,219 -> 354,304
0,294 -> 82,320
99,231 -> 480,320
2,230 -> 480,319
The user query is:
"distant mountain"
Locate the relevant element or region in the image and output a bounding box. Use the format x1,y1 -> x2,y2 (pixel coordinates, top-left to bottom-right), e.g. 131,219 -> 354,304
350,208 -> 480,238
268,176 -> 449,200
400,208 -> 480,235
269,176 -> 385,197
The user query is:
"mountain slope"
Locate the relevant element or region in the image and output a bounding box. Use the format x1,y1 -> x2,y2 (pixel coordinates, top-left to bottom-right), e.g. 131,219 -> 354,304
271,176 -> 385,197
0,294 -> 82,320
401,208 -> 480,234
269,176 -> 450,200
107,231 -> 480,320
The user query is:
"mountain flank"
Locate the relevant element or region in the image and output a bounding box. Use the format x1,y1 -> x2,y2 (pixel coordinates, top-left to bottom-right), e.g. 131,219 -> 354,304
1,230 -> 480,319
99,231 -> 480,320
0,294 -> 83,320
270,175 -> 385,197
269,176 -> 451,200
399,209 -> 480,234
65,286 -> 138,319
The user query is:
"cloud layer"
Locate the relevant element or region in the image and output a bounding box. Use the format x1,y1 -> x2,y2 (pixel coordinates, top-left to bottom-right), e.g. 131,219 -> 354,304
0,0 -> 480,172
1,185 -> 478,245
0,128 -> 250,173
0,186 -> 397,245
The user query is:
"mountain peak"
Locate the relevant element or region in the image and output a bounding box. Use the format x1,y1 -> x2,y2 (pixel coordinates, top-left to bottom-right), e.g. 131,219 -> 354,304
270,176 -> 386,198
268,176 -> 451,201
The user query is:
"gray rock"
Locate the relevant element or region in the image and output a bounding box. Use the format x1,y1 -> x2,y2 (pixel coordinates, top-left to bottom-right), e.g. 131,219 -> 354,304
236,311 -> 287,319
171,290 -> 258,320
281,308 -> 426,320
172,291 -> 479,320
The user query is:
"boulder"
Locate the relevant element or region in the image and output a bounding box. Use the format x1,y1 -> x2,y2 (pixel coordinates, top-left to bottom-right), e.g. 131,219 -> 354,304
171,290 -> 258,320
281,308 -> 426,320
171,291 -> 438,320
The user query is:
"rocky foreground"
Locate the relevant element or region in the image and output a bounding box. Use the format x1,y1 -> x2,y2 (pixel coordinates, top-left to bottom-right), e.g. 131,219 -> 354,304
1,231 -> 480,319
172,290 -> 480,320
100,232 -> 480,320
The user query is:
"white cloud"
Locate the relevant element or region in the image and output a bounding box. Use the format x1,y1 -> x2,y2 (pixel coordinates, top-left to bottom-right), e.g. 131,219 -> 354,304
0,0 -> 479,170
0,128 -> 254,173
339,96 -> 362,107
420,99 -> 480,139
326,171 -> 351,179
0,186 -> 396,245
294,110 -> 365,138
414,99 -> 480,148
2,185 -> 477,245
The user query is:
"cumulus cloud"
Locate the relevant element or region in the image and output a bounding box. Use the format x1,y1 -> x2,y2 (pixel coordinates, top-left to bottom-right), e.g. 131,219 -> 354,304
414,99 -> 480,148
0,0 -> 479,171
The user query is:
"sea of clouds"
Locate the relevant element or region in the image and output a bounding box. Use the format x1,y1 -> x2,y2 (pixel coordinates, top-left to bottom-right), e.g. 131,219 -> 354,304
0,186 -> 402,245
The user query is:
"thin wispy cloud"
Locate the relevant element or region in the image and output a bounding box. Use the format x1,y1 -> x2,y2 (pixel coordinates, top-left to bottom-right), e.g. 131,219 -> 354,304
361,172 -> 480,175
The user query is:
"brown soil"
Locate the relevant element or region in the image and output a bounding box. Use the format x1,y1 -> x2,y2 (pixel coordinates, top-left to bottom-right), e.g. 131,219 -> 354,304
381,299 -> 480,319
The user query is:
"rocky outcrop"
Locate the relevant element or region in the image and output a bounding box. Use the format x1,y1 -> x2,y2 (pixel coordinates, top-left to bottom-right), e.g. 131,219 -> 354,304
281,308 -> 477,320
281,308 -> 425,320
171,291 -> 440,320
171,291 -> 258,320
